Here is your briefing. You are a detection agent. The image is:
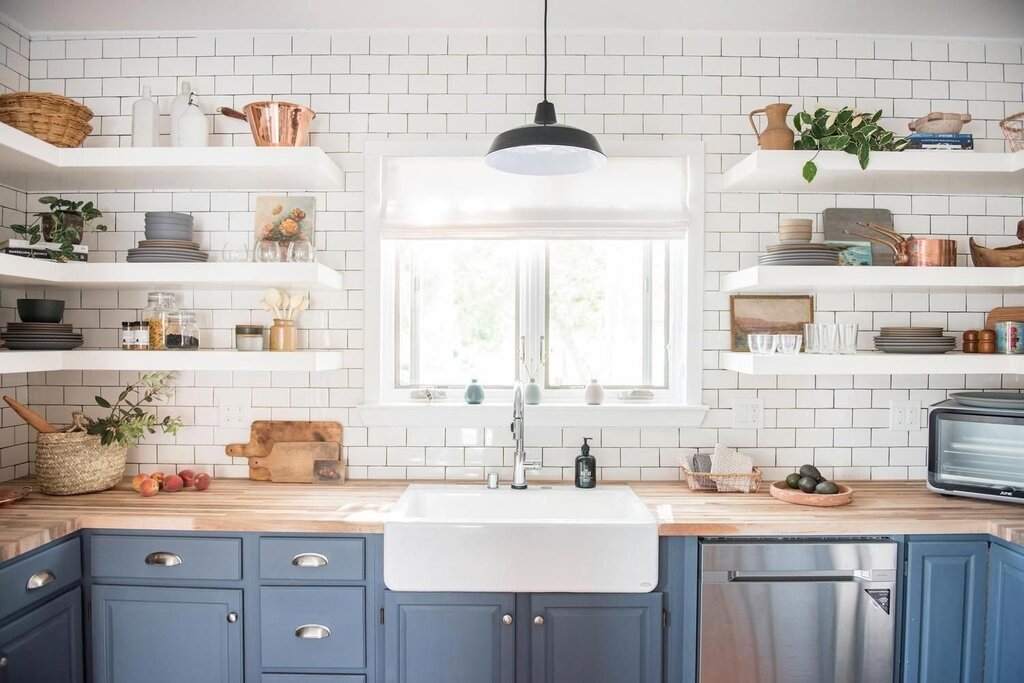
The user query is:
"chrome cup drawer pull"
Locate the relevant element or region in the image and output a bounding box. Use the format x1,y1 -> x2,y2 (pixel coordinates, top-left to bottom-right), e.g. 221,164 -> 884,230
25,570 -> 55,591
294,624 -> 332,639
291,553 -> 328,568
145,552 -> 182,567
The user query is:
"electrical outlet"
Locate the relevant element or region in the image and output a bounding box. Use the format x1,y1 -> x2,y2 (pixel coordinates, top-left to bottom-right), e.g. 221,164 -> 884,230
733,398 -> 764,430
219,399 -> 251,429
889,400 -> 921,431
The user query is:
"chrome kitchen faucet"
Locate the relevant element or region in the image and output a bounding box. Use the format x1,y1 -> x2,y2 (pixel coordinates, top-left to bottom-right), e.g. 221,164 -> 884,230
510,381 -> 541,489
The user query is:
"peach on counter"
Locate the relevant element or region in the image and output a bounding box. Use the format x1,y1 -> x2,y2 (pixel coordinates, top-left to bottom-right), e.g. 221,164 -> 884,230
162,474 -> 184,492
179,469 -> 196,487
193,473 -> 211,491
131,473 -> 151,493
138,479 -> 159,497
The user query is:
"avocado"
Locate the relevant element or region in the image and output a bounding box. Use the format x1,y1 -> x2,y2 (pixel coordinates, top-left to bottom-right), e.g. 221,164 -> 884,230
797,476 -> 818,493
815,481 -> 840,495
799,464 -> 824,482
785,473 -> 802,489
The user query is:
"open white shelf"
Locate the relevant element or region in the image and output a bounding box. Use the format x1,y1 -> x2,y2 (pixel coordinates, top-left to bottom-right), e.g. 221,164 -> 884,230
0,123 -> 344,192
722,150 -> 1024,195
0,350 -> 347,374
722,266 -> 1022,293
721,351 -> 1019,375
0,254 -> 343,291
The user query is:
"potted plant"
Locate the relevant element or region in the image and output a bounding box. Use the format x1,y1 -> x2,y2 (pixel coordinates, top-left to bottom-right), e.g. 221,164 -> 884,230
33,372 -> 183,495
5,195 -> 107,262
793,106 -> 909,183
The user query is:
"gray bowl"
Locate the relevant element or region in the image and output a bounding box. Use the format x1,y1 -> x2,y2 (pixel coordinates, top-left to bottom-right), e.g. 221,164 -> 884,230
145,211 -> 193,222
17,298 -> 65,323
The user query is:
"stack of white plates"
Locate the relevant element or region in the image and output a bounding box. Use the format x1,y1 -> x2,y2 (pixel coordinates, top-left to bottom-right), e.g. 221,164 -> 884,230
874,327 -> 956,354
759,243 -> 841,266
128,239 -> 209,263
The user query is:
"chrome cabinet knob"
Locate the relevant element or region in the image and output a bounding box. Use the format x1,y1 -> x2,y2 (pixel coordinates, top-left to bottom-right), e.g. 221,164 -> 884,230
226,612 -> 238,623
144,552 -> 182,567
533,616 -> 545,626
291,553 -> 328,568
25,570 -> 55,591
502,614 -> 513,625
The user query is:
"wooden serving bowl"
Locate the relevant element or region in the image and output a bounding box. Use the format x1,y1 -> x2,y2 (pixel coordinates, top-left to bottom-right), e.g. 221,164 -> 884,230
769,481 -> 854,507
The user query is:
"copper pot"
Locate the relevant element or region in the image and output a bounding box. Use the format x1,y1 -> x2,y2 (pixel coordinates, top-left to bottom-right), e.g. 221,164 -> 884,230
217,101 -> 315,146
844,222 -> 957,267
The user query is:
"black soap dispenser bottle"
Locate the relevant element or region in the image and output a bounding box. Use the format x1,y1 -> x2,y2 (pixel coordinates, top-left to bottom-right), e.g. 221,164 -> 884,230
575,437 -> 597,489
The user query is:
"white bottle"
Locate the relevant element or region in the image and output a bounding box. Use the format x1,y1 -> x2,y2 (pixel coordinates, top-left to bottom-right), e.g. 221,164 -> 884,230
177,95 -> 209,147
169,80 -> 192,146
584,379 -> 605,405
131,85 -> 159,147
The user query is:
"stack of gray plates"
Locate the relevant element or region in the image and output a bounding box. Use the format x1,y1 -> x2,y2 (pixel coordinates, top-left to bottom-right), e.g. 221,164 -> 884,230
758,243 -> 840,266
133,212 -> 208,262
874,327 -> 956,354
1,322 -> 83,350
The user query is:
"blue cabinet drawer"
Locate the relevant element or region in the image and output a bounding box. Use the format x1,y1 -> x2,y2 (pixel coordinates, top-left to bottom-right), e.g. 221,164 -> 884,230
263,677 -> 365,683
90,535 -> 242,582
0,537 -> 81,623
260,586 -> 366,670
260,537 -> 365,582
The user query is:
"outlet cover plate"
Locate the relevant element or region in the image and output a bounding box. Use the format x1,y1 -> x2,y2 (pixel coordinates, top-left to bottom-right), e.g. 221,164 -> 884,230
889,400 -> 921,431
733,398 -> 765,430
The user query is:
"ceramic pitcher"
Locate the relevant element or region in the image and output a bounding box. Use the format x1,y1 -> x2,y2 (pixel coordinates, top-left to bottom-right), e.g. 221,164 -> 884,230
748,102 -> 794,150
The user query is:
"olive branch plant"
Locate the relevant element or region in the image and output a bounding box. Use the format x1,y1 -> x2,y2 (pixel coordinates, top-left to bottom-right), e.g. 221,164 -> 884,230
793,106 -> 909,183
86,371 -> 183,448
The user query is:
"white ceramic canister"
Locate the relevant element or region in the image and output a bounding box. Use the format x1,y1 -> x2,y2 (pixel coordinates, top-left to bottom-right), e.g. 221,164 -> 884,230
169,80 -> 192,146
131,85 -> 159,147
177,96 -> 209,147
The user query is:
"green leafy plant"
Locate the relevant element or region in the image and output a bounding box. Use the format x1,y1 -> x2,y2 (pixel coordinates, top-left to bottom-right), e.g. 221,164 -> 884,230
793,106 -> 909,183
86,372 -> 183,448
5,196 -> 107,262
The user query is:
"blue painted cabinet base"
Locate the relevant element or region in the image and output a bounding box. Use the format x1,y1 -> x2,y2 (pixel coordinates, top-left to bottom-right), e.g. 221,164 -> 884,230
985,543 -> 1024,683
0,586 -> 83,683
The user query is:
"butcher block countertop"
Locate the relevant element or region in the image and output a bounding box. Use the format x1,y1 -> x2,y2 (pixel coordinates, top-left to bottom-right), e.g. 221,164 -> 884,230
3,479 -> 1024,562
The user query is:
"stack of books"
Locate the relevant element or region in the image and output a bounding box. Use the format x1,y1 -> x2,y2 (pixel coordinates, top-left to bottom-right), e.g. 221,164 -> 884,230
1,239 -> 89,262
906,133 -> 974,150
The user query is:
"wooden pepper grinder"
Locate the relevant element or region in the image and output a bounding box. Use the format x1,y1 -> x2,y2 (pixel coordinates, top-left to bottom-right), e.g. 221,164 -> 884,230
963,330 -> 979,353
978,329 -> 996,354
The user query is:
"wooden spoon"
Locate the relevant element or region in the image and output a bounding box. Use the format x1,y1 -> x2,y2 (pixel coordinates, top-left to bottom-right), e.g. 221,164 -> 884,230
2,396 -> 57,433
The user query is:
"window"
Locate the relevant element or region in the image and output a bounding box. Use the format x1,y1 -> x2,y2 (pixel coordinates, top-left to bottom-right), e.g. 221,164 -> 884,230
365,140 -> 705,413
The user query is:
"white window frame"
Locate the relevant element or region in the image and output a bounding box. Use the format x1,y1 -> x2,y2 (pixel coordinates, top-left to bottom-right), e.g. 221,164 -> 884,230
361,139 -> 707,427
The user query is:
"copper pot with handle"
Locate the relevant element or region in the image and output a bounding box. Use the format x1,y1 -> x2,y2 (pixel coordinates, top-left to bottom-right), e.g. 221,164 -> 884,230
844,222 -> 957,267
217,101 -> 315,146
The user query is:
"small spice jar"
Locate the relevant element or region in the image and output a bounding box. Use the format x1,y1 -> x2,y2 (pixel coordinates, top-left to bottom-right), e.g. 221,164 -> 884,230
963,330 -> 979,354
235,325 -> 265,352
979,329 -> 997,354
165,310 -> 201,350
133,321 -> 149,350
121,322 -> 131,350
142,291 -> 177,351
269,318 -> 296,352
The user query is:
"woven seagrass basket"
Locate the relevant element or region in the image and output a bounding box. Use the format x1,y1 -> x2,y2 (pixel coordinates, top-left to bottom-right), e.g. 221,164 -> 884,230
0,92 -> 94,148
34,413 -> 127,496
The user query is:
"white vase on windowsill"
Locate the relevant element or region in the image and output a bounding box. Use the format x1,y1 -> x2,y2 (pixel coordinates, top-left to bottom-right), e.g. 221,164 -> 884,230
584,379 -> 605,405
524,378 -> 542,405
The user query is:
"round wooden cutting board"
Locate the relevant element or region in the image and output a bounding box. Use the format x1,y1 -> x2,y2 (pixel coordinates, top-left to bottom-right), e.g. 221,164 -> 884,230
769,480 -> 854,507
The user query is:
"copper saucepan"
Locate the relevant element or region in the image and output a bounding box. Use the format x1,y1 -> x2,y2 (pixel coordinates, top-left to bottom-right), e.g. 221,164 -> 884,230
217,101 -> 315,146
844,222 -> 957,267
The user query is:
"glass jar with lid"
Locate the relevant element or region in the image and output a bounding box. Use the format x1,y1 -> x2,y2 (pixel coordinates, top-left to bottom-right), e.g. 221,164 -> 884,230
142,291 -> 177,351
165,310 -> 200,350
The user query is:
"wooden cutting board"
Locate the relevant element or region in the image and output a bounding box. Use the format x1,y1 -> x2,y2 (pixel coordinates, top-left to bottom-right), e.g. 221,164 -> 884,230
822,207 -> 896,266
986,307 -> 1024,330
226,421 -> 343,482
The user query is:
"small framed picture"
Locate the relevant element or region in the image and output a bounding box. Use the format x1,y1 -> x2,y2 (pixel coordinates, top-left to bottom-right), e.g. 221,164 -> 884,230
255,196 -> 316,252
825,240 -> 874,266
730,295 -> 815,352
313,459 -> 346,485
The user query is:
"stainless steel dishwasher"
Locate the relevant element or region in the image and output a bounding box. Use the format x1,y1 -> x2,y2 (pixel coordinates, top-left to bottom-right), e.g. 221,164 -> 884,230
698,540 -> 897,683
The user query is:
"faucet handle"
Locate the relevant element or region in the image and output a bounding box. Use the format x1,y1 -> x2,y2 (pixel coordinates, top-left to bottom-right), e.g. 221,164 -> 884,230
487,472 -> 499,489
524,461 -> 542,472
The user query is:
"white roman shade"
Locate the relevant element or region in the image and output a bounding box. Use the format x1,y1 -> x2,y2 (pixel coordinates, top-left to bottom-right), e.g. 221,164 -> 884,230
376,155 -> 690,240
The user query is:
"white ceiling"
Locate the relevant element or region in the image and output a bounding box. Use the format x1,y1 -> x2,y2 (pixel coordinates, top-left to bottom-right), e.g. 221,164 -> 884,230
2,0 -> 1023,39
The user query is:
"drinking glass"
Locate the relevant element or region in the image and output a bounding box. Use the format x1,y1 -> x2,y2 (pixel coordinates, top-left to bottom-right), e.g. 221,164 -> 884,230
777,334 -> 803,355
803,323 -> 818,354
287,241 -> 316,263
255,239 -> 283,262
838,323 -> 859,354
816,324 -> 839,355
748,334 -> 778,355
221,241 -> 249,263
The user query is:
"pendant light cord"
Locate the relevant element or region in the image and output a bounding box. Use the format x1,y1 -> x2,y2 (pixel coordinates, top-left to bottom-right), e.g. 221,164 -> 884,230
543,0 -> 548,103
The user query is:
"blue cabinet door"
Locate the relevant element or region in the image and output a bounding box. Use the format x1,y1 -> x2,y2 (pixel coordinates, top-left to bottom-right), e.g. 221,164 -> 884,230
985,544 -> 1024,683
0,587 -> 83,683
91,585 -> 243,683
383,592 -> 515,683
903,540 -> 988,683
528,593 -> 663,683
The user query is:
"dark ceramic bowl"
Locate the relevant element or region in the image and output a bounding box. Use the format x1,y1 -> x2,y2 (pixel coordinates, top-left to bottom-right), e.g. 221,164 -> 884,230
16,298 -> 65,323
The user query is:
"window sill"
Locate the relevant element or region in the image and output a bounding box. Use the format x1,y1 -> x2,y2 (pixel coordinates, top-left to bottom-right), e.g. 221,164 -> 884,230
356,402 -> 709,428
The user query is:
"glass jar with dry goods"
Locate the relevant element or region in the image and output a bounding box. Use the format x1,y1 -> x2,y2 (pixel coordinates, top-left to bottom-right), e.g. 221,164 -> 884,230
142,291 -> 177,351
165,310 -> 200,350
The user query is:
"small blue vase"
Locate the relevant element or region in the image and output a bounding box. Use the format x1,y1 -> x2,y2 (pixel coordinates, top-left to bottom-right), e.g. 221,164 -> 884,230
524,379 -> 542,405
464,379 -> 485,404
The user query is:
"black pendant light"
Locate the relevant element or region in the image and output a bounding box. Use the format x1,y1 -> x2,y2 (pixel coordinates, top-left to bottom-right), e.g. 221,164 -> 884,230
485,0 -> 606,175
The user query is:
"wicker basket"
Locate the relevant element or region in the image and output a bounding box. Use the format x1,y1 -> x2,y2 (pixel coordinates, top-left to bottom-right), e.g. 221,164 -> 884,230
681,467 -> 763,494
1001,111 -> 1024,153
0,92 -> 94,148
34,414 -> 127,496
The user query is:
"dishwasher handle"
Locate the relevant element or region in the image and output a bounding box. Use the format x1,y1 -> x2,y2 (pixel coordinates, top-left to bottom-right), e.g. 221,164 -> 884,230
703,569 -> 896,584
